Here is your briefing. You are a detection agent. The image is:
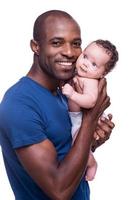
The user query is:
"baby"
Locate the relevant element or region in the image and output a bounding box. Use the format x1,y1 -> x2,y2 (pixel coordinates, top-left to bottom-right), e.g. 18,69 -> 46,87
62,39 -> 118,181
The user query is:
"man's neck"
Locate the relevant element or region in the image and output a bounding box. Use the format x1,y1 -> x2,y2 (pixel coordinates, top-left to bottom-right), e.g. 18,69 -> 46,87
27,64 -> 59,93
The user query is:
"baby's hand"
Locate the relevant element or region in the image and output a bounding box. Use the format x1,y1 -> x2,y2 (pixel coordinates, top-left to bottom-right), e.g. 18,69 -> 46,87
62,83 -> 74,98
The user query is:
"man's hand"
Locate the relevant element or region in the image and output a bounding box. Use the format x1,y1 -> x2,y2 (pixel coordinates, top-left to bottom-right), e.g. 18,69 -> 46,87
91,114 -> 115,152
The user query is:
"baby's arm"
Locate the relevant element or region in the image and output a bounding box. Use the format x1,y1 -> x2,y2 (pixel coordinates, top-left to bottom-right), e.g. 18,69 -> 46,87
85,151 -> 98,181
62,78 -> 98,109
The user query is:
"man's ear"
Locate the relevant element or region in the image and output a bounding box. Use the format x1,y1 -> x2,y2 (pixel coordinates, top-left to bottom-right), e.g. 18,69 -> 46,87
30,39 -> 40,55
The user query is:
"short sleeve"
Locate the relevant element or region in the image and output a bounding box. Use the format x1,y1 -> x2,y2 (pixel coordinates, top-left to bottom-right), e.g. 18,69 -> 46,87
3,97 -> 48,149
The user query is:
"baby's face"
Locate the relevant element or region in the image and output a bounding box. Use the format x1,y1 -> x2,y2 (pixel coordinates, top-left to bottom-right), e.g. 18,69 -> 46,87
76,42 -> 111,79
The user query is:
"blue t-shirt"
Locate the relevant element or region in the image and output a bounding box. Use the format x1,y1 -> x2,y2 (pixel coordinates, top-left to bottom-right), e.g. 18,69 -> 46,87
0,77 -> 90,200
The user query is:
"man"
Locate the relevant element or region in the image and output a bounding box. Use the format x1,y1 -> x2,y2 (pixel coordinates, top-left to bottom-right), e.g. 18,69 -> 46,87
0,10 -> 114,200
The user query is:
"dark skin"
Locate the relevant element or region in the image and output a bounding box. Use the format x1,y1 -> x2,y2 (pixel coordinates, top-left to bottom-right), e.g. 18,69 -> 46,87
16,14 -> 114,200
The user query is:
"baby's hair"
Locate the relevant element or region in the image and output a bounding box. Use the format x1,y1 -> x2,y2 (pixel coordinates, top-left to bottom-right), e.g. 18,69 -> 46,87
94,39 -> 119,73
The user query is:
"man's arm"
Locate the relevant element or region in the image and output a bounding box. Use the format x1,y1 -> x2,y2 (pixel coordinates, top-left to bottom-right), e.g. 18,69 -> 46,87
16,119 -> 92,200
16,78 -> 110,200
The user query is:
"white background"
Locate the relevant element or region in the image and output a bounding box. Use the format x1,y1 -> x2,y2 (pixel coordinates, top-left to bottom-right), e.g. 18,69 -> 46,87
0,0 -> 134,199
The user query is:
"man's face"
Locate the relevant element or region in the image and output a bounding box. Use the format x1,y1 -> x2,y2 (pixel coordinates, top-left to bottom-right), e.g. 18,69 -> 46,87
38,16 -> 82,81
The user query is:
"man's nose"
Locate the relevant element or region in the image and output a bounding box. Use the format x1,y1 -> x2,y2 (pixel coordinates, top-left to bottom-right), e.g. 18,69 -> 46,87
61,44 -> 74,57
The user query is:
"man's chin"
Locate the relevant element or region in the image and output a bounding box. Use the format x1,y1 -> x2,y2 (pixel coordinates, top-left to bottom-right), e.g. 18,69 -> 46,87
61,74 -> 74,82
56,72 -> 75,81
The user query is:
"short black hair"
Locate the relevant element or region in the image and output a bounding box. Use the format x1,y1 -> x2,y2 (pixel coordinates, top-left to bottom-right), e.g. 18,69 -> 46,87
33,10 -> 77,42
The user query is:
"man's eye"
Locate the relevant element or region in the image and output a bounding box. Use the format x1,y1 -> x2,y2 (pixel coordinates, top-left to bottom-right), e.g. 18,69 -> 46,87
73,41 -> 81,48
51,41 -> 62,47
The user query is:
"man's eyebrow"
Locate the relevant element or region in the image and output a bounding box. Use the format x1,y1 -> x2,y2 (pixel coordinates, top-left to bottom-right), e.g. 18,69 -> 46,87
49,37 -> 82,42
49,37 -> 64,41
73,38 -> 82,41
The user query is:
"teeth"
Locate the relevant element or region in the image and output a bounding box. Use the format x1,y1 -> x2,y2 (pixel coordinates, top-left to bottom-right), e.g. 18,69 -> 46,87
58,62 -> 72,66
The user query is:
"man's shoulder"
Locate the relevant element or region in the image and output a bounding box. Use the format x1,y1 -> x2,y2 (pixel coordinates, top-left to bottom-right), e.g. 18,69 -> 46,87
3,76 -> 44,101
0,77 -> 37,108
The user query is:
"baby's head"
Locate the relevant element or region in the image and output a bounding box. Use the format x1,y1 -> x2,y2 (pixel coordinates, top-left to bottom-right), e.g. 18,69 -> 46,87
76,39 -> 118,79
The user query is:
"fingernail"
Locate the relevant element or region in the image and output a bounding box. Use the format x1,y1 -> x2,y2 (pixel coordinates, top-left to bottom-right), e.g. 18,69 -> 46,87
100,116 -> 105,121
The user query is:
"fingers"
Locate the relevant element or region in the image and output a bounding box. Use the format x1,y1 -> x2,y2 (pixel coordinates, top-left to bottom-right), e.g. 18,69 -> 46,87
93,128 -> 107,142
94,118 -> 114,143
98,96 -> 111,118
92,113 -> 115,150
99,79 -> 110,108
107,114 -> 113,120
93,131 -> 100,140
95,129 -> 110,141
99,115 -> 115,129
95,128 -> 106,138
97,78 -> 110,114
91,138 -> 105,152
98,78 -> 107,94
102,96 -> 111,113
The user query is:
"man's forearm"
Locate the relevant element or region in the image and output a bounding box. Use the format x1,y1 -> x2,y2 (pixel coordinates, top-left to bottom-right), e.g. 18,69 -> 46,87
56,112 -> 96,199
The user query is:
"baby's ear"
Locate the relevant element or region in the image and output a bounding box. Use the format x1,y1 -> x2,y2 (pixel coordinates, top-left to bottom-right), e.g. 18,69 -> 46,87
30,39 -> 40,55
